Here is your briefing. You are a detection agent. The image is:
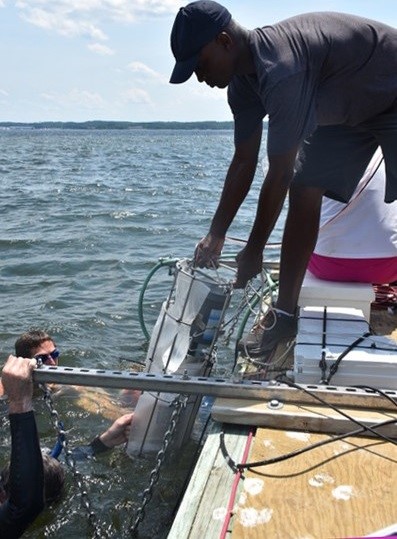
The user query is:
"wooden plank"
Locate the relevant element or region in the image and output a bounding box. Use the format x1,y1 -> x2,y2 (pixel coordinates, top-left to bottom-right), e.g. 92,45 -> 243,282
169,422 -> 251,539
212,399 -> 397,438
231,428 -> 397,539
168,422 -> 222,539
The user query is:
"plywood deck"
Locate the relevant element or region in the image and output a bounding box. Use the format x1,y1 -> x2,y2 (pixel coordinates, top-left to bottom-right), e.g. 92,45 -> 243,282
229,308 -> 397,538
231,428 -> 397,539
169,421 -> 397,539
168,422 -> 251,539
169,308 -> 397,538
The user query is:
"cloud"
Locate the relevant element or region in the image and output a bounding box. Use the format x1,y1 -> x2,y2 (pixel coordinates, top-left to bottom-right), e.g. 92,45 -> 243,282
15,1 -> 181,40
0,89 -> 9,96
190,84 -> 227,101
41,88 -> 106,109
127,61 -> 167,83
122,87 -> 153,105
16,2 -> 107,40
88,42 -> 115,55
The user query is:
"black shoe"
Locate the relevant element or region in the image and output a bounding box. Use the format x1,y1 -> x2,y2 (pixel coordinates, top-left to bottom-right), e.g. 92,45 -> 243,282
238,309 -> 297,358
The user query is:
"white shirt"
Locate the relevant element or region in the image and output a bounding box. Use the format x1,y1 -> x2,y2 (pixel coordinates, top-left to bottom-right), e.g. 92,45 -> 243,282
315,150 -> 397,259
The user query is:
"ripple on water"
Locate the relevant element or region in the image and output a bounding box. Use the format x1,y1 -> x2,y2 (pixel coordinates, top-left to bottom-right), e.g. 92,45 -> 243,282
0,127 -> 281,537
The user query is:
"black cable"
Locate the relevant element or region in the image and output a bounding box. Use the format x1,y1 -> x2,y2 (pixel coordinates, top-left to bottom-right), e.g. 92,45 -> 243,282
220,378 -> 397,472
326,331 -> 372,384
220,418 -> 396,472
220,431 -> 239,473
352,385 -> 397,409
319,306 -> 328,382
279,376 -> 397,444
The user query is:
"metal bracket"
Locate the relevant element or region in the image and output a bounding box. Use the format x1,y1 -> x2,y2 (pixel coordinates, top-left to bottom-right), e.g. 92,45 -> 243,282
32,366 -> 397,411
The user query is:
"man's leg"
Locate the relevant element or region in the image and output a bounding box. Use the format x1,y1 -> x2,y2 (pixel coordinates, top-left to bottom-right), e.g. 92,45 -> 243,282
276,123 -> 378,313
276,184 -> 324,314
237,185 -> 325,358
238,125 -> 376,358
360,103 -> 397,203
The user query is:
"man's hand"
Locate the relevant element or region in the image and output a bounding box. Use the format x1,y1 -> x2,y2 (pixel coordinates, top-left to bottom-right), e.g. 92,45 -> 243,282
99,413 -> 134,448
193,233 -> 225,268
234,247 -> 263,288
1,355 -> 36,414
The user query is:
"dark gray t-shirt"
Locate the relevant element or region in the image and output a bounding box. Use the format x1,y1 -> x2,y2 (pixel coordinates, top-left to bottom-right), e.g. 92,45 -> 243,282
228,12 -> 397,154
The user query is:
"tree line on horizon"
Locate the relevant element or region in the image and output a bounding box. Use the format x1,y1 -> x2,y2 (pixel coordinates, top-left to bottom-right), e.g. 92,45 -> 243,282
0,120 -> 234,130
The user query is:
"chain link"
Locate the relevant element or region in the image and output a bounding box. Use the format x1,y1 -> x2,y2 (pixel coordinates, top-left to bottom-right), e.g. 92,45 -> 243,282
222,292 -> 251,346
39,382 -> 112,539
223,267 -> 279,348
33,267 -> 277,537
129,394 -> 188,535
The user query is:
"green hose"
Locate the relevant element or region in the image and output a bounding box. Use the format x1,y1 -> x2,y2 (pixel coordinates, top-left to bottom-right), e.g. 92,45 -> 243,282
137,254 -> 238,341
137,255 -> 279,345
137,257 -> 179,340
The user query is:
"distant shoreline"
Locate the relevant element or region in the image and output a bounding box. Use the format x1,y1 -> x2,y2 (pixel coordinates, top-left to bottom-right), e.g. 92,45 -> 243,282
0,120 -> 234,130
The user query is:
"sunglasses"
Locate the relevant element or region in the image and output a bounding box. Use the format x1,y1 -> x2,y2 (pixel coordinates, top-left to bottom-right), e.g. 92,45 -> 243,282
34,348 -> 60,364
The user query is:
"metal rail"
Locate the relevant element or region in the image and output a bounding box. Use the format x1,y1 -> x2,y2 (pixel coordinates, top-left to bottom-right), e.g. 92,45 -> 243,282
32,366 -> 397,411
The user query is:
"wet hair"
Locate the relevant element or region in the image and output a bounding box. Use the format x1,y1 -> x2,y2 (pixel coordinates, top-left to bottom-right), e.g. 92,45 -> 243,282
15,329 -> 54,358
1,454 -> 65,505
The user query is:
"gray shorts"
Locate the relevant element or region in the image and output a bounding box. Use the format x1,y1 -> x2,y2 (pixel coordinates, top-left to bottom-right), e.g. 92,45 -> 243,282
293,103 -> 397,203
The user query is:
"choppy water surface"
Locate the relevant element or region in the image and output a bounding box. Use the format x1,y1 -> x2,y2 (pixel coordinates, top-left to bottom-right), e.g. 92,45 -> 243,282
0,128 -> 283,537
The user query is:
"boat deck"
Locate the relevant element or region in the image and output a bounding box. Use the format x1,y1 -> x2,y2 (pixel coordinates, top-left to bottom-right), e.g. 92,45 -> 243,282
168,310 -> 397,539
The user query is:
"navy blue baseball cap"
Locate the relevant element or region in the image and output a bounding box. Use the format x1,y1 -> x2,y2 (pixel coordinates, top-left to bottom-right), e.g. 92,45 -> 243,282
170,1 -> 232,84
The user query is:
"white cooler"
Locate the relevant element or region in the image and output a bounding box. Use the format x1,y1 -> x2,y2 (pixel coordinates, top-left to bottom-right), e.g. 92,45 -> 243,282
298,271 -> 375,323
294,306 -> 397,390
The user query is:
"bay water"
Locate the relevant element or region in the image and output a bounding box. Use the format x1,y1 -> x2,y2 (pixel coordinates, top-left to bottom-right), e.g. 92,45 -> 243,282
0,127 -> 284,538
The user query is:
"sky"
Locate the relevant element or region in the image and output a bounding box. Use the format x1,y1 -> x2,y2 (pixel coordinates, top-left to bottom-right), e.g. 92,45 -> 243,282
0,0 -> 396,123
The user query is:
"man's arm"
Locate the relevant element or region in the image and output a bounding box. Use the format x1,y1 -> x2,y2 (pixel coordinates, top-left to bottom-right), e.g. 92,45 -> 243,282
194,124 -> 262,267
234,147 -> 298,287
91,412 -> 133,454
72,413 -> 134,459
0,356 -> 44,539
211,124 -> 263,237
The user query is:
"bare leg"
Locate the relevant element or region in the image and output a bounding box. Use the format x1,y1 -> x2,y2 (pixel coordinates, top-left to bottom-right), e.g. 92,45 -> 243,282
276,184 -> 325,313
238,185 -> 326,358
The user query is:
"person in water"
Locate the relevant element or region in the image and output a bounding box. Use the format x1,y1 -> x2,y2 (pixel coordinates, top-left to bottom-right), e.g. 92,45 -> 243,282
169,1 -> 397,358
0,329 -> 134,456
9,328 -> 140,409
0,353 -> 131,539
0,355 -> 48,538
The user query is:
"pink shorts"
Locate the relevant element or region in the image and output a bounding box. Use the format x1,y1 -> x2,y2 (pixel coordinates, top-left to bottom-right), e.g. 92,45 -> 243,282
308,254 -> 397,284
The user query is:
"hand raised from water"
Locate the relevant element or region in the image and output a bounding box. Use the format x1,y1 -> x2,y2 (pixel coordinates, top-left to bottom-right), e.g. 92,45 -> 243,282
99,412 -> 134,448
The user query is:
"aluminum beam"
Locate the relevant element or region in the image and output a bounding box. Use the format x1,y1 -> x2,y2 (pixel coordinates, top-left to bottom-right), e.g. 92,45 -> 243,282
32,366 -> 397,411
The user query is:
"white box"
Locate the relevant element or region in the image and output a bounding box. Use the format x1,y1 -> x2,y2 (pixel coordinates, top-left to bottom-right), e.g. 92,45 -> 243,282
298,271 -> 375,322
294,306 -> 397,390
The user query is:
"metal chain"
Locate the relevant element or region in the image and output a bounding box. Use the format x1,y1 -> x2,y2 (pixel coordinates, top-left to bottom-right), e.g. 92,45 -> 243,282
129,394 -> 188,536
223,267 -> 280,348
222,292 -> 251,346
39,382 -> 112,539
